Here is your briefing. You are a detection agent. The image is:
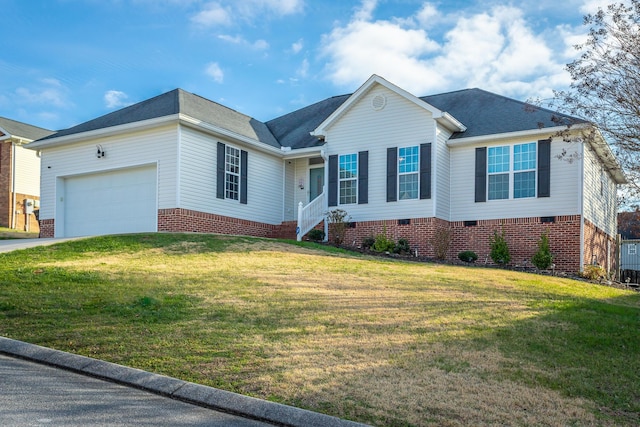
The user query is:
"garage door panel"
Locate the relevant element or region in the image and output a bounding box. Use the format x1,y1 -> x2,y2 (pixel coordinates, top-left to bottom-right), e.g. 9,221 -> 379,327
64,166 -> 157,237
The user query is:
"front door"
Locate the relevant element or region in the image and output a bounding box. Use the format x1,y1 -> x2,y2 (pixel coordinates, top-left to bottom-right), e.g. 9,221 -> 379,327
309,167 -> 324,201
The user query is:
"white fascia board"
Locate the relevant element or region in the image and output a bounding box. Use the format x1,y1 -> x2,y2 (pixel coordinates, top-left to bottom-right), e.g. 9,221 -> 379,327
281,145 -> 324,160
25,114 -> 182,150
445,125 -> 583,147
312,74 -> 465,136
178,114 -> 283,156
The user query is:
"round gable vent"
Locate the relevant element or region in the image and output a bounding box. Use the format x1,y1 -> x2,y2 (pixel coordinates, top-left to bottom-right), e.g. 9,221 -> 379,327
371,94 -> 386,111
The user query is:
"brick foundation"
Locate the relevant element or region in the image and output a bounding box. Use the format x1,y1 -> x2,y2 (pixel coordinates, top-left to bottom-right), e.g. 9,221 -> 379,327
584,219 -> 617,274
338,215 -> 585,273
158,208 -> 286,238
39,219 -> 54,238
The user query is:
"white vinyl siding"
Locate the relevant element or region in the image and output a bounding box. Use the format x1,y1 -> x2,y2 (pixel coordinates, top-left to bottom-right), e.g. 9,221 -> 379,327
582,143 -> 617,236
179,126 -> 283,225
13,144 -> 40,196
38,125 -> 178,230
323,84 -> 435,222
435,127 -> 452,220
449,137 -> 581,222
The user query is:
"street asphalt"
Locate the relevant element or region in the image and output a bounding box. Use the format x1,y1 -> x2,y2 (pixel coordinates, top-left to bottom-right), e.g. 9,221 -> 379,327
0,238 -> 370,427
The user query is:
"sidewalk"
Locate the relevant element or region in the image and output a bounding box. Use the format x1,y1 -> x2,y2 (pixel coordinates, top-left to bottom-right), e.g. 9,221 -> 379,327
0,337 -> 369,427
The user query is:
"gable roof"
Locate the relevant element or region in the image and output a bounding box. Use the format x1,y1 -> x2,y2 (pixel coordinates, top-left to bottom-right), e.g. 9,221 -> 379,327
311,75 -> 466,137
421,88 -> 585,140
35,89 -> 280,149
0,117 -> 53,142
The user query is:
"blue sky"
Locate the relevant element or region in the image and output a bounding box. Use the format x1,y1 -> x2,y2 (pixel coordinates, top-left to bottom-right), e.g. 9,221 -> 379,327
0,0 -> 613,131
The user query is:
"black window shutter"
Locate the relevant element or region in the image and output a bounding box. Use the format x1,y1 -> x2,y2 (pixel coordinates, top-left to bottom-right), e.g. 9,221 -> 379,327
240,150 -> 248,204
358,151 -> 368,204
387,147 -> 397,202
328,155 -> 338,207
216,142 -> 225,199
420,143 -> 432,200
475,147 -> 487,203
538,139 -> 551,198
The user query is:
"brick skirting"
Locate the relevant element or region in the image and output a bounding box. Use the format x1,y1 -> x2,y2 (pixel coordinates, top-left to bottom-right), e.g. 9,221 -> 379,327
341,215 -> 587,273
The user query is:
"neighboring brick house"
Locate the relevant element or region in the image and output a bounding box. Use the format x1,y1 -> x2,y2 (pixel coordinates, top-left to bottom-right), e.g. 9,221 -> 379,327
27,75 -> 625,274
0,117 -> 53,232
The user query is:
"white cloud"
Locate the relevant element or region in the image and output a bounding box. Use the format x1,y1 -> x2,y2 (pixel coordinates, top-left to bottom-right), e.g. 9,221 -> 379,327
205,62 -> 224,83
192,0 -> 303,28
218,34 -> 269,50
104,90 -> 131,109
14,78 -> 69,108
320,1 -> 573,101
297,58 -> 309,78
191,2 -> 232,27
291,38 -> 304,54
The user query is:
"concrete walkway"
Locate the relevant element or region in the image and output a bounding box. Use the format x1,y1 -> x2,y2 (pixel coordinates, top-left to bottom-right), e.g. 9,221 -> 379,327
0,337 -> 368,427
0,237 -> 87,253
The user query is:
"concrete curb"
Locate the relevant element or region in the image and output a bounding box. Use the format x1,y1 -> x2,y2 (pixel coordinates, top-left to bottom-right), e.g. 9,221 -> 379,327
0,336 -> 370,427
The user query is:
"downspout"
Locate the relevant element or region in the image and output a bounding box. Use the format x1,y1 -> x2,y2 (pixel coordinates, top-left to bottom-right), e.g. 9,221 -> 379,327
579,141 -> 585,271
11,141 -> 17,230
321,148 -> 329,242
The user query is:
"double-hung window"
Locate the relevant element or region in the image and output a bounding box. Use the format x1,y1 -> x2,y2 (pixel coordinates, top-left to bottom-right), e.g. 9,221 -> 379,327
629,244 -> 637,256
398,146 -> 419,200
488,142 -> 537,200
225,145 -> 240,200
488,146 -> 510,200
339,153 -> 358,204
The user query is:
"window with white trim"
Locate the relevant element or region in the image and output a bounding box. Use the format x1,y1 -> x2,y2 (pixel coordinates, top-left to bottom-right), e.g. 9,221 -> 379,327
398,146 -> 419,200
339,153 -> 357,204
488,142 -> 537,200
629,244 -> 637,256
225,145 -> 240,200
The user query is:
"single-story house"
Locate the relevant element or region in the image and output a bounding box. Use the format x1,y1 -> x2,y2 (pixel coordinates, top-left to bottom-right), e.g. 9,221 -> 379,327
27,75 -> 626,273
0,117 -> 53,232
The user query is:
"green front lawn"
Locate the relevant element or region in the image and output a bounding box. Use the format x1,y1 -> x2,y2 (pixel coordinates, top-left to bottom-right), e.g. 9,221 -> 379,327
0,233 -> 638,426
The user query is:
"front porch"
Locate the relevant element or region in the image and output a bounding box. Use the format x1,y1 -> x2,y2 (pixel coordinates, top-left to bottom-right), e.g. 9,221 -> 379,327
284,154 -> 327,241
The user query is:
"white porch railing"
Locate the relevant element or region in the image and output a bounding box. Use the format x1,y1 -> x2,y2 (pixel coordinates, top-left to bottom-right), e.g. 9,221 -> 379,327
296,192 -> 326,241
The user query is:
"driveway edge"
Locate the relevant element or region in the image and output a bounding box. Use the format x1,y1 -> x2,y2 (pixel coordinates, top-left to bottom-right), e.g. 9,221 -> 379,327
0,336 -> 369,427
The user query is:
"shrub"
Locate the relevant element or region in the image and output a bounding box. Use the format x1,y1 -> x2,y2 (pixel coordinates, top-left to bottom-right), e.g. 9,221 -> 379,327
489,228 -> 511,265
307,228 -> 325,242
531,231 -> 553,270
361,236 -> 375,251
325,209 -> 351,245
372,233 -> 395,253
394,238 -> 411,254
582,264 -> 607,280
430,227 -> 452,260
458,250 -> 478,263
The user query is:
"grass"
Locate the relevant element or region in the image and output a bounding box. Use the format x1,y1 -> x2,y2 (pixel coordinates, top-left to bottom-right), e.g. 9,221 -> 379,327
0,226 -> 38,240
0,233 -> 638,426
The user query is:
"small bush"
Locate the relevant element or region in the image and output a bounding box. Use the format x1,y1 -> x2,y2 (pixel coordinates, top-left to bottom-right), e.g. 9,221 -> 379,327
458,250 -> 478,263
372,233 -> 395,253
326,209 -> 351,245
362,236 -> 375,250
582,264 -> 606,280
489,228 -> 511,265
307,228 -> 325,242
531,231 -> 553,270
430,227 -> 452,260
394,238 -> 411,254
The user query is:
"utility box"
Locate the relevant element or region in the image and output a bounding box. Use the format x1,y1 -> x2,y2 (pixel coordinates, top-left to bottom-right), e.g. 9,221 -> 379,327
25,199 -> 35,214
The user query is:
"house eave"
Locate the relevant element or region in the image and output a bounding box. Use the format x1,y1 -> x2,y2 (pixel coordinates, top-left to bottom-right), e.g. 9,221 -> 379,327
446,125 -> 580,147
25,115 -> 182,150
25,114 -> 284,157
281,145 -> 325,160
178,114 -> 283,156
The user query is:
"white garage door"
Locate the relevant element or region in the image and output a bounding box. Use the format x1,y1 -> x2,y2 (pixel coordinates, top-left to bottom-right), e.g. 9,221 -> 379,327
63,165 -> 157,237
